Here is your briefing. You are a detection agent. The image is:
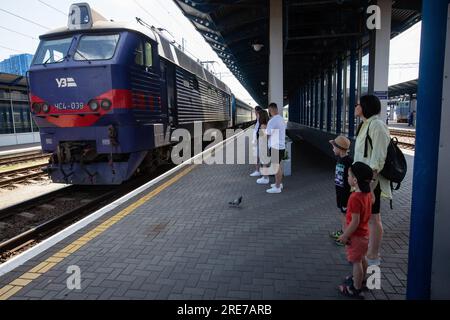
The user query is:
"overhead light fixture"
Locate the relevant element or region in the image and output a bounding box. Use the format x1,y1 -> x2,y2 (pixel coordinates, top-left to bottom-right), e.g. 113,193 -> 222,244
252,43 -> 264,52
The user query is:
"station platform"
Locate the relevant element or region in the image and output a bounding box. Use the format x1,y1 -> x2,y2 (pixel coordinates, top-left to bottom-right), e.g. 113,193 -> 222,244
0,137 -> 413,300
0,143 -> 42,157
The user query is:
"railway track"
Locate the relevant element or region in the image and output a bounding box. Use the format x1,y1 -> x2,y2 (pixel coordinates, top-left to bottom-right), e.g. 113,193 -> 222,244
397,141 -> 415,150
0,151 -> 50,167
390,129 -> 416,150
0,164 -> 174,263
390,129 -> 416,138
0,164 -> 48,188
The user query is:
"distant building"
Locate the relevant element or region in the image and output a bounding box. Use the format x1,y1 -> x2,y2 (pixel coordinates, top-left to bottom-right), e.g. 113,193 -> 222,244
0,54 -> 34,76
0,73 -> 40,147
361,65 -> 369,96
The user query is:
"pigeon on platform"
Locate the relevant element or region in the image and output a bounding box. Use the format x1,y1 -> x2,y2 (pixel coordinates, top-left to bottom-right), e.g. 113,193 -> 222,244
229,196 -> 243,207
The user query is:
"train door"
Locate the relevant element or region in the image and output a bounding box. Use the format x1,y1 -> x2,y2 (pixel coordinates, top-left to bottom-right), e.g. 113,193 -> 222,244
165,62 -> 177,129
231,95 -> 237,127
159,60 -> 168,123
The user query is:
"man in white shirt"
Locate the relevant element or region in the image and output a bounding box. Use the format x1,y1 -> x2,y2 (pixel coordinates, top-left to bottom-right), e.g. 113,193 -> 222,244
259,102 -> 286,194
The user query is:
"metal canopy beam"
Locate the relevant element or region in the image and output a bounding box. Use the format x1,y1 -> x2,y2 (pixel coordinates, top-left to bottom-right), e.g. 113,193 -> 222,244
288,32 -> 362,41
174,0 -> 422,106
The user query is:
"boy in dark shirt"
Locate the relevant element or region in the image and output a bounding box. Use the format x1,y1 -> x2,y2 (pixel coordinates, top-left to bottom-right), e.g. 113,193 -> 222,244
329,135 -> 353,246
337,162 -> 373,299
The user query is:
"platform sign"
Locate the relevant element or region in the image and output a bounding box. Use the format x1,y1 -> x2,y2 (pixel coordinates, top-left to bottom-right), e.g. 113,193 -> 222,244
374,91 -> 389,100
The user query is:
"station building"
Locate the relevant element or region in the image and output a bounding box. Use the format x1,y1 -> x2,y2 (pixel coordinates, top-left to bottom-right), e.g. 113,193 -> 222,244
0,73 -> 39,147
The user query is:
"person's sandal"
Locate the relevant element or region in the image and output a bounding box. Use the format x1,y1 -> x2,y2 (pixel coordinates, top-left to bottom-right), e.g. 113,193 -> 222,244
329,230 -> 343,239
338,283 -> 365,299
344,275 -> 369,292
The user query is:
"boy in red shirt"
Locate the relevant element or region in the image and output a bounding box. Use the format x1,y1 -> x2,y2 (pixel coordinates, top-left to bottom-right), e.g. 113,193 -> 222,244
338,162 -> 373,299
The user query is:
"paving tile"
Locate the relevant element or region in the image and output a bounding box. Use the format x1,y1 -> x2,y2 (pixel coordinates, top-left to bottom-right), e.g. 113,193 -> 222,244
0,141 -> 412,300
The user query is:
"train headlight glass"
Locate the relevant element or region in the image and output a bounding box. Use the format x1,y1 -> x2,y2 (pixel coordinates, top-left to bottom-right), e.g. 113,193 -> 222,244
101,99 -> 112,110
88,100 -> 99,111
42,103 -> 50,113
32,103 -> 41,113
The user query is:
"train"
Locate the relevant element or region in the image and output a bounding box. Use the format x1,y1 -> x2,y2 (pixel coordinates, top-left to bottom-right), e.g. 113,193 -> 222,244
388,99 -> 416,123
29,3 -> 254,185
395,101 -> 410,123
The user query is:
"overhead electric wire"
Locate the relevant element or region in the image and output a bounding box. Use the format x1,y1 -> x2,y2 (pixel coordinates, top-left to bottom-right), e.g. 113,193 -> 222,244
153,0 -> 236,81
0,44 -> 23,53
37,0 -> 66,16
0,8 -> 50,30
139,0 -> 222,69
155,0 -> 252,102
134,5 -> 203,65
155,0 -> 214,51
133,0 -> 166,28
0,25 -> 38,40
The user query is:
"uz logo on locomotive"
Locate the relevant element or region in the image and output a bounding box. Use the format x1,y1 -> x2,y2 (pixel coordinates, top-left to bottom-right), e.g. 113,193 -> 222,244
56,77 -> 77,88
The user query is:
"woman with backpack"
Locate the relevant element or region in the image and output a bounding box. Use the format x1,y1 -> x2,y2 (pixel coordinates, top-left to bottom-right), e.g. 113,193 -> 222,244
354,95 -> 391,266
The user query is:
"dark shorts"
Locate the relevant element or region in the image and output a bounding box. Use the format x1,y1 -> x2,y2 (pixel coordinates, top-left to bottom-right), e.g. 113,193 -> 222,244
269,148 -> 285,164
336,187 -> 350,214
372,183 -> 381,214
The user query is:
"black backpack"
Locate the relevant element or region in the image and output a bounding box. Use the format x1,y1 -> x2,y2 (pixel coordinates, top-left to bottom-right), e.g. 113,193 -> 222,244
364,121 -> 408,191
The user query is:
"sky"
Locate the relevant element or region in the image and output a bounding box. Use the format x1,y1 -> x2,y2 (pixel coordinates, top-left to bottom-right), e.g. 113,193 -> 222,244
389,21 -> 421,86
0,0 -> 422,103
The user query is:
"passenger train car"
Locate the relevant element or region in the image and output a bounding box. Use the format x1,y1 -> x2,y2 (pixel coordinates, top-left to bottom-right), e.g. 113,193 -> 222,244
232,97 -> 254,129
29,3 -> 254,184
395,101 -> 411,123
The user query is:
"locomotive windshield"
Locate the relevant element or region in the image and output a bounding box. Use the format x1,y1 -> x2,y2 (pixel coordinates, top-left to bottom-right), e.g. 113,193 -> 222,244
33,37 -> 73,65
74,34 -> 120,61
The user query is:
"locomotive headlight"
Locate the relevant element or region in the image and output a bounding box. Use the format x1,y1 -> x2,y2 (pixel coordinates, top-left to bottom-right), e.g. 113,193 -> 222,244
42,103 -> 50,113
101,99 -> 112,110
88,100 -> 99,111
32,103 -> 41,113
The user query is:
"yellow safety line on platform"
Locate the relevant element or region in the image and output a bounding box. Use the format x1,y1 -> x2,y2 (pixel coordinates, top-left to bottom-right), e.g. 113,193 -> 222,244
0,165 -> 195,300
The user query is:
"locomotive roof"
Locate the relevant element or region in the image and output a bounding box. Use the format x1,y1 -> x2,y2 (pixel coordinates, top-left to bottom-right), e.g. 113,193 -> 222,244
235,97 -> 253,111
41,20 -> 158,42
41,7 -> 231,95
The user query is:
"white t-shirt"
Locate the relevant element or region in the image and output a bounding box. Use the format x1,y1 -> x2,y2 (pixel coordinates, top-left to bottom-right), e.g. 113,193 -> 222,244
266,114 -> 286,150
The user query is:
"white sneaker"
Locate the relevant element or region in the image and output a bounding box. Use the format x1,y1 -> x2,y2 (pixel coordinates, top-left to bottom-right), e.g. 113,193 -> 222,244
266,186 -> 282,194
271,183 -> 283,189
250,171 -> 261,177
256,177 -> 270,185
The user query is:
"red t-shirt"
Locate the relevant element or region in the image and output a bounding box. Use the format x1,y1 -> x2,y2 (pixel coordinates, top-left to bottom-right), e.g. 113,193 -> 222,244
346,192 -> 372,237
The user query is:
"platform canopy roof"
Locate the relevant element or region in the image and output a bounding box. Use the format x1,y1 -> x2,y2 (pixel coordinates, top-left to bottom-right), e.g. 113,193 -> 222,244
0,73 -> 28,89
389,78 -> 418,98
174,0 -> 422,106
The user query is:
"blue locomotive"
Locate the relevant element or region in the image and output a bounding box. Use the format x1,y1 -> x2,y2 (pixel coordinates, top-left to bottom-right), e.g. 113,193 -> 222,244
29,3 -> 253,185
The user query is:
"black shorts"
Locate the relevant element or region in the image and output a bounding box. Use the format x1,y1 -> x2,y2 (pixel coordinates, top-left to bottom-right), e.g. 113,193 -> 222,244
372,183 -> 381,214
269,148 -> 285,164
336,187 -> 350,214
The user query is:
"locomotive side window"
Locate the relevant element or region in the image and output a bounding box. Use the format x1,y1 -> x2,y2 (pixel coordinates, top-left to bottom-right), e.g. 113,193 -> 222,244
74,34 -> 120,61
192,77 -> 199,91
134,40 -> 152,67
135,42 -> 144,65
145,42 -> 153,67
33,37 -> 73,65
